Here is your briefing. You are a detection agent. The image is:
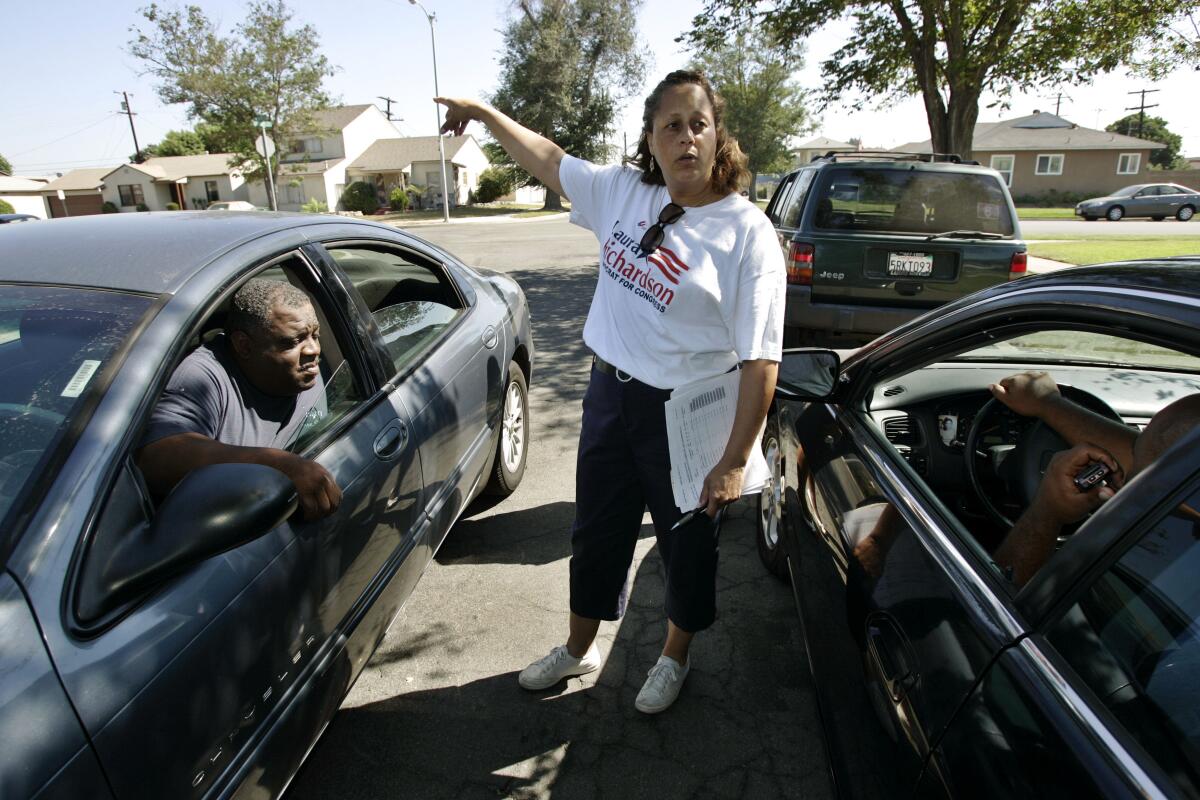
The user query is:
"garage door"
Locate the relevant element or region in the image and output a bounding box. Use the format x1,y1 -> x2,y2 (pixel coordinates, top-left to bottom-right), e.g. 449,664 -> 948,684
48,194 -> 105,217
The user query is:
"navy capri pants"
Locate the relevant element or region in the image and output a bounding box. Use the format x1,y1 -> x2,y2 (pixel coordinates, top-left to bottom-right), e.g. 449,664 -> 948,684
569,362 -> 721,633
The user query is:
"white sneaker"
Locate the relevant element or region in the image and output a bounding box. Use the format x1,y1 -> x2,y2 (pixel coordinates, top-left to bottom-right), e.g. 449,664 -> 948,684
518,643 -> 602,690
635,655 -> 690,714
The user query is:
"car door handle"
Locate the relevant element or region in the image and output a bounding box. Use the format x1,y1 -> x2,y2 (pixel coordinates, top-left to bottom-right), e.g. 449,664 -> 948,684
373,421 -> 407,459
866,617 -> 920,703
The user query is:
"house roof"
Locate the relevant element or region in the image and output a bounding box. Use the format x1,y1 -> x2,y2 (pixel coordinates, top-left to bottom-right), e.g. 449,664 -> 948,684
894,112 -> 1166,153
40,168 -> 113,192
797,136 -> 855,151
279,158 -> 345,177
0,176 -> 50,193
106,153 -> 243,183
347,135 -> 476,172
309,104 -> 374,132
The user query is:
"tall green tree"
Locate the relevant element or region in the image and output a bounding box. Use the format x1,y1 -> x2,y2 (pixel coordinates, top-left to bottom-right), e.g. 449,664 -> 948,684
490,0 -> 649,210
128,1 -> 335,209
1135,10 -> 1199,79
1106,114 -> 1184,169
0,153 -> 11,176
687,0 -> 1177,159
689,25 -> 811,201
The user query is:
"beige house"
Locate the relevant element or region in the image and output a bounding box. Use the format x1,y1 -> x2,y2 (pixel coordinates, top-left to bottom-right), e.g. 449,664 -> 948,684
252,104 -> 404,211
895,112 -> 1165,199
0,176 -> 50,218
40,168 -> 112,217
346,135 -> 489,208
100,154 -> 249,212
795,136 -> 857,166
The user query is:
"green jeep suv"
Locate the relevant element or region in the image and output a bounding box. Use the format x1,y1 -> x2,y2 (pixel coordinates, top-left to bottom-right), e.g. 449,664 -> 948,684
764,153 -> 1026,345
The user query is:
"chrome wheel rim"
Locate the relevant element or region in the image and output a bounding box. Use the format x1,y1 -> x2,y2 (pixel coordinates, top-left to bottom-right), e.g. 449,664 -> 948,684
759,435 -> 782,549
501,381 -> 525,472
1181,207 -> 1194,221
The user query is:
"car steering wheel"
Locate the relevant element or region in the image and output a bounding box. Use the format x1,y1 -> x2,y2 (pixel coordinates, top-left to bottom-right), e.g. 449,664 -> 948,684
964,389 -> 1124,529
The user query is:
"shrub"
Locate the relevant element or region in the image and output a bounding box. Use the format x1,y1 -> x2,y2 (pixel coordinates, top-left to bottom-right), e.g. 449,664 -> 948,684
475,167 -> 514,204
102,201 -> 119,214
340,181 -> 379,214
136,202 -> 150,212
0,199 -> 13,214
300,197 -> 329,213
389,186 -> 410,211
165,201 -> 180,211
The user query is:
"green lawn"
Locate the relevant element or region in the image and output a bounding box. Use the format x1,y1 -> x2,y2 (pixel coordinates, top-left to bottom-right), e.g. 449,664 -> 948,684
375,203 -> 565,222
1016,207 -> 1077,220
1028,235 -> 1200,265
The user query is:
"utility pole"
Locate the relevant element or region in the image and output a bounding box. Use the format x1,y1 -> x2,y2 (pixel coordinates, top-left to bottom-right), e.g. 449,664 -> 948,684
377,96 -> 403,123
116,91 -> 142,162
1050,92 -> 1070,116
1125,89 -> 1160,139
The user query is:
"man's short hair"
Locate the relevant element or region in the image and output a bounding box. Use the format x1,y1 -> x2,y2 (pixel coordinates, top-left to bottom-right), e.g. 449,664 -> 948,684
1134,394 -> 1200,473
227,279 -> 312,338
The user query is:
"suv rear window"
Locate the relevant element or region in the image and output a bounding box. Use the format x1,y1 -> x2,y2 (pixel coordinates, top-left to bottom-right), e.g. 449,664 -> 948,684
812,167 -> 1015,237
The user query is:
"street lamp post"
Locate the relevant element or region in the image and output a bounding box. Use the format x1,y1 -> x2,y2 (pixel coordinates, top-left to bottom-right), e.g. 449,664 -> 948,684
409,0 -> 451,223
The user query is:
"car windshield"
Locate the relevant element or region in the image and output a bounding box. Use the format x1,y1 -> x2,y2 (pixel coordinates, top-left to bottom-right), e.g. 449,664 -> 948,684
956,331 -> 1200,371
812,167 -> 1015,236
0,285 -> 152,530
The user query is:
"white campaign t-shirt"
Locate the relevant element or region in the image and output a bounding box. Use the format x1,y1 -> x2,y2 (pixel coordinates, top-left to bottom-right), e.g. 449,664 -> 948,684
560,154 -> 785,390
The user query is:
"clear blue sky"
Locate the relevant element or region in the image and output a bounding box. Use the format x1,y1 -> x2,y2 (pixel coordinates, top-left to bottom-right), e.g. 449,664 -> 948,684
2,0 -> 1195,176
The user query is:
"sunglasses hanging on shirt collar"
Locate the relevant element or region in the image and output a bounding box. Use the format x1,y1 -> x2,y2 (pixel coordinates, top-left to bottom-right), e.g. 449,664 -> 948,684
638,202 -> 685,257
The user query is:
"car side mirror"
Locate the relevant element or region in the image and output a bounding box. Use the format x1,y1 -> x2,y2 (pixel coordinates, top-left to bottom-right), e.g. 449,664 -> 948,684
75,463 -> 298,622
775,348 -> 841,401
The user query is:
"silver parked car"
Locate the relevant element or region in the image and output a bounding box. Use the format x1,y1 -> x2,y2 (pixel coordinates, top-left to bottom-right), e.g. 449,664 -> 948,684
0,211 -> 532,799
1074,183 -> 1199,221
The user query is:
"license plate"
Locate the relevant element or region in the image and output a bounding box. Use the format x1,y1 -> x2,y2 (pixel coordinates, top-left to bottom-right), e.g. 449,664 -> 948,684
888,251 -> 933,277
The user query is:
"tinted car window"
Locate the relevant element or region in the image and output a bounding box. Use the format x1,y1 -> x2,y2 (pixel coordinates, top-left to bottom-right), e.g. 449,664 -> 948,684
812,168 -> 1016,236
327,246 -> 465,375
1046,484 -> 1200,796
780,169 -> 816,229
0,286 -> 152,526
765,173 -> 795,225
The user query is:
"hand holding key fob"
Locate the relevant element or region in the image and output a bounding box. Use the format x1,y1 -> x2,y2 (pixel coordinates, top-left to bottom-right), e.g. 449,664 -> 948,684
1073,461 -> 1112,493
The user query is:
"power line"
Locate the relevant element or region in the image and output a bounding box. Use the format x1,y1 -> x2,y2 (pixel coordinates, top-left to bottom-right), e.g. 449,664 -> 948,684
9,114 -> 118,157
1124,89 -> 1160,139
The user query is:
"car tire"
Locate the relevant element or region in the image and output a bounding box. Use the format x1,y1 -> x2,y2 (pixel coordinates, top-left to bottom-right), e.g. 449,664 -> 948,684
1178,206 -> 1195,222
485,361 -> 528,496
756,413 -> 789,581
1106,206 -> 1124,221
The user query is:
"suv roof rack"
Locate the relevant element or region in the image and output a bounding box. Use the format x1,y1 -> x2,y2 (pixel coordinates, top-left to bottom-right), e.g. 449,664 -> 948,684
812,151 -> 979,166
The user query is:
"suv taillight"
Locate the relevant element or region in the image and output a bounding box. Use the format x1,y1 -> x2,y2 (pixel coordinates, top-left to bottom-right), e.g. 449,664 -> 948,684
787,242 -> 814,285
1009,251 -> 1027,278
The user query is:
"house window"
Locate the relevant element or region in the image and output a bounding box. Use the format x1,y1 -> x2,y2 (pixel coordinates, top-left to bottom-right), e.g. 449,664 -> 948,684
289,138 -> 323,155
204,180 -> 219,202
990,155 -> 1015,187
1117,153 -> 1141,175
1035,154 -> 1064,176
118,184 -> 144,207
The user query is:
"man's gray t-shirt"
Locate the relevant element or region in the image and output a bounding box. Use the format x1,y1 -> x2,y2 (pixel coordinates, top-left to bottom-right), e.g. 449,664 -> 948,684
141,335 -> 325,451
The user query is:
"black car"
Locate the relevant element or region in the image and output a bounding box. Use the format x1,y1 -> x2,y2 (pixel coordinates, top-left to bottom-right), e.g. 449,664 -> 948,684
756,259 -> 1200,798
0,213 -> 39,224
1074,183 -> 1199,221
764,153 -> 1026,346
0,212 -> 533,799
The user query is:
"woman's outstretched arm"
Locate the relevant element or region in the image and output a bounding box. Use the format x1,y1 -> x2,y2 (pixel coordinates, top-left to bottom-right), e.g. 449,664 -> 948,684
436,97 -> 566,198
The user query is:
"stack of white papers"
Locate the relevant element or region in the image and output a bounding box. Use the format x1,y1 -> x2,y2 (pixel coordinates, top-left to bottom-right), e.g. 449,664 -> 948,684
665,369 -> 769,512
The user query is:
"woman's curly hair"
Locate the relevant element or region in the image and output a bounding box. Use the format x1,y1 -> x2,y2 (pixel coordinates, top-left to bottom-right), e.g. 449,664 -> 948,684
628,70 -> 749,196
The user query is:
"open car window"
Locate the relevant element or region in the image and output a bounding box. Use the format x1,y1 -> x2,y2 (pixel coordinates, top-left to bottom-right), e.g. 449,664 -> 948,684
1045,482 -> 1200,797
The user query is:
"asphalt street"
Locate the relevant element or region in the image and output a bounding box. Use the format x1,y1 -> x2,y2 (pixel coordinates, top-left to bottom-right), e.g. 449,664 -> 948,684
285,216 -> 834,800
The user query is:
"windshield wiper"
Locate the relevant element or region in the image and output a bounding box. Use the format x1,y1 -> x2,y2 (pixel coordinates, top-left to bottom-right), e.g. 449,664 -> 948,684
924,229 -> 1006,241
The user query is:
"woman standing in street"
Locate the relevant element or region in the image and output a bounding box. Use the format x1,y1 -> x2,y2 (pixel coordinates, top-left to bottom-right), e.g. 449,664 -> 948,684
436,70 -> 785,714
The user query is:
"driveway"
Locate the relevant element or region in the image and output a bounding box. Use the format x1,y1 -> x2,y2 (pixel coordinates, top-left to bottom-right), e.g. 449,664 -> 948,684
285,216 -> 834,800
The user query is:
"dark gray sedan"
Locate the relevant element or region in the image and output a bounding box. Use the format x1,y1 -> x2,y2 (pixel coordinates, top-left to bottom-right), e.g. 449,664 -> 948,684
0,212 -> 533,799
1074,182 -> 1199,221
